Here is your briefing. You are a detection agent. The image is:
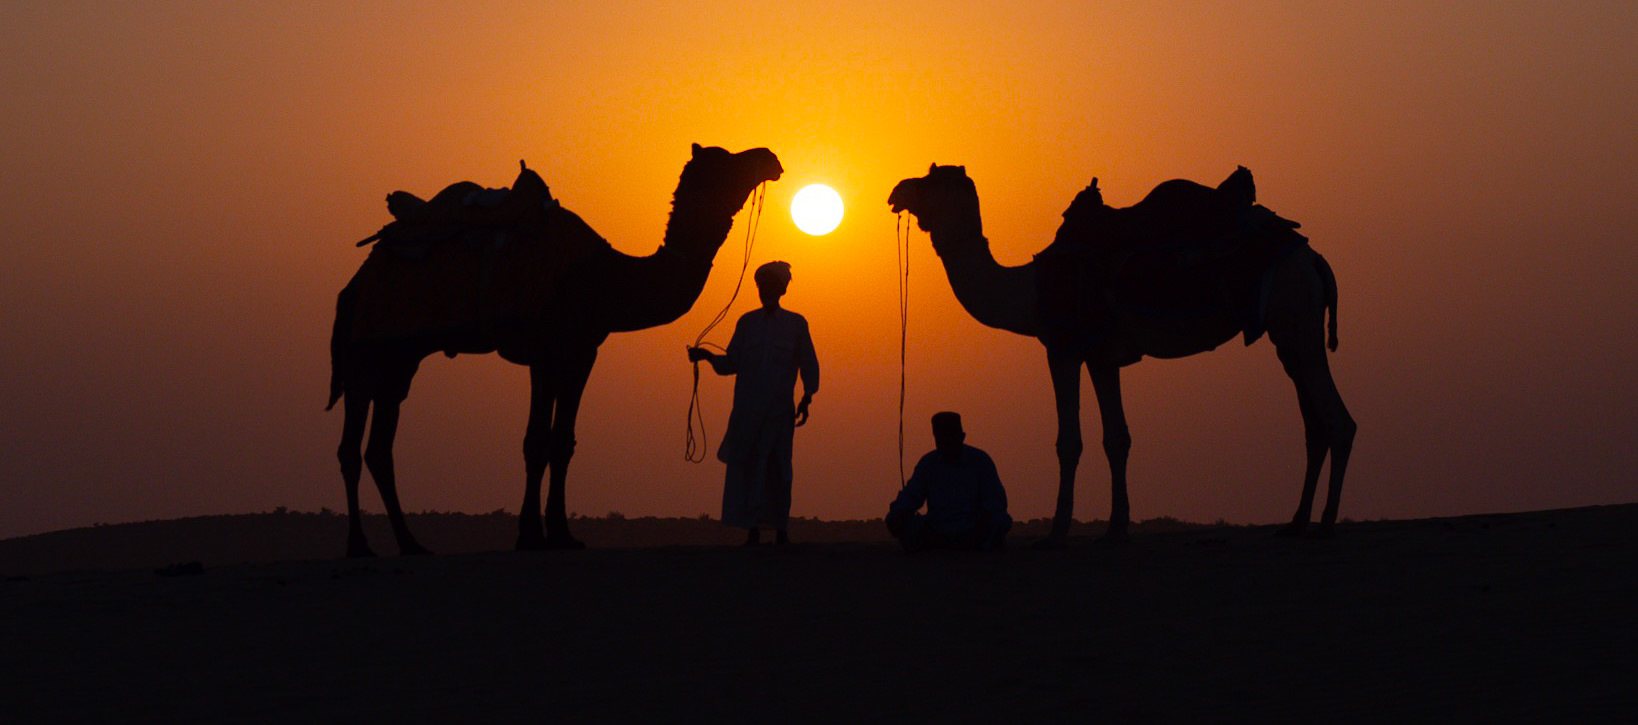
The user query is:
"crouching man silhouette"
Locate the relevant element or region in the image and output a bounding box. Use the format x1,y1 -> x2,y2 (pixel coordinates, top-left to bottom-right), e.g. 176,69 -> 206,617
886,412 -> 1011,551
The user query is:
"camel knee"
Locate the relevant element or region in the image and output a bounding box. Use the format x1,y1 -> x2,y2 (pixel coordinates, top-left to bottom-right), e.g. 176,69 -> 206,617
549,437 -> 577,467
1326,409 -> 1357,449
1055,437 -> 1083,464
338,447 -> 363,479
1102,428 -> 1131,460
362,444 -> 393,477
523,433 -> 549,468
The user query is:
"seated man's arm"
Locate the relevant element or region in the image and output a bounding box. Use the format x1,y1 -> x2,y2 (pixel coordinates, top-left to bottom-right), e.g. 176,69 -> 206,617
977,451 -> 1010,521
887,455 -> 934,522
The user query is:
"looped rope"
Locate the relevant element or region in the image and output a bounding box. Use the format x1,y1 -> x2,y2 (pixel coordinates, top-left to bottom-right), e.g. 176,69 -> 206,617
685,182 -> 767,463
897,212 -> 911,488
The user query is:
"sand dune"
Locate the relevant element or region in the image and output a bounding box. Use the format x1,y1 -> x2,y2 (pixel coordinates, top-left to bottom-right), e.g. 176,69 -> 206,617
3,506 -> 1634,722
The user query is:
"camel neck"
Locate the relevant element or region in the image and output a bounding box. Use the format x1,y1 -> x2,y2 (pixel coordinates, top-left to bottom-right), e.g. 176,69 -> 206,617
930,231 -> 1043,338
598,180 -> 759,334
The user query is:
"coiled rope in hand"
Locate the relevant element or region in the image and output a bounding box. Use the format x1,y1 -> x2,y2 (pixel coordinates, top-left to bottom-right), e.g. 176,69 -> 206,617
684,182 -> 767,462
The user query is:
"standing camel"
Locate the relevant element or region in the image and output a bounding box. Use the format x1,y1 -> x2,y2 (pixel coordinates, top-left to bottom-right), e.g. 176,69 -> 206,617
330,144 -> 783,555
888,164 -> 1354,545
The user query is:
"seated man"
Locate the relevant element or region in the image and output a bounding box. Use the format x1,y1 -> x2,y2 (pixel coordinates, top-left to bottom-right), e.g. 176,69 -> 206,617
887,412 -> 1012,551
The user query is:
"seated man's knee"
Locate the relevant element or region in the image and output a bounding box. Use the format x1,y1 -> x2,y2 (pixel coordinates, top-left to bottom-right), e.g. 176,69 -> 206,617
886,510 -> 908,539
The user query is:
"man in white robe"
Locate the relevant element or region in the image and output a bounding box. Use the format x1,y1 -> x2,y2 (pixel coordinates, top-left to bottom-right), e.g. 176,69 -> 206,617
688,261 -> 819,545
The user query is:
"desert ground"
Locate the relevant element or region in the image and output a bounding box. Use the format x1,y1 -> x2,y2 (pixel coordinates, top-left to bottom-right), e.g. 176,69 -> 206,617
3,506 -> 1634,723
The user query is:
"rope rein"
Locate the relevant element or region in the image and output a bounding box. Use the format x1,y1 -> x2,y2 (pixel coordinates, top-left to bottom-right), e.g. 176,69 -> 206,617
684,182 -> 767,463
897,212 -> 911,489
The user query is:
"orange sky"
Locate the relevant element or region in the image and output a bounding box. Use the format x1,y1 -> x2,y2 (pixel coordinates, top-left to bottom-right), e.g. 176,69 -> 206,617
2,1 -> 1635,539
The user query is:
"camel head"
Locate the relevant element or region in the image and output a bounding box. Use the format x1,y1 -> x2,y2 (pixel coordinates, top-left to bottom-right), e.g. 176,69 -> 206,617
888,164 -> 983,239
678,143 -> 783,211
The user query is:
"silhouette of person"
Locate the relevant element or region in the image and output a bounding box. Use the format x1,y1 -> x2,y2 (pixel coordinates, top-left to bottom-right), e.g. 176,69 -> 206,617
886,412 -> 1011,551
688,261 -> 819,546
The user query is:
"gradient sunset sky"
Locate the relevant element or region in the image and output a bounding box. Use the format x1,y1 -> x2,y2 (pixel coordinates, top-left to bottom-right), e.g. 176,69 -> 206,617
2,1 -> 1634,539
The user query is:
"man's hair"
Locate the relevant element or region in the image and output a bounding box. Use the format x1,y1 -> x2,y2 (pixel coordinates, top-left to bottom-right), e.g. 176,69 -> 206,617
931,411 -> 962,436
754,260 -> 792,288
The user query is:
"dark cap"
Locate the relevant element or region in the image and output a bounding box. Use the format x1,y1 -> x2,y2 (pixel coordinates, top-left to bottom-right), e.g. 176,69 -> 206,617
754,260 -> 792,287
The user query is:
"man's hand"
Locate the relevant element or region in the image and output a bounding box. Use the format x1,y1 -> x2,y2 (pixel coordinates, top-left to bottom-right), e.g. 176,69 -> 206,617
794,394 -> 812,427
686,346 -> 713,363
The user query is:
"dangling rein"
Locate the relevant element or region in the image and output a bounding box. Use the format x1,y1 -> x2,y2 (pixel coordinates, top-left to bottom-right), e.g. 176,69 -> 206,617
896,213 -> 911,489
684,182 -> 768,463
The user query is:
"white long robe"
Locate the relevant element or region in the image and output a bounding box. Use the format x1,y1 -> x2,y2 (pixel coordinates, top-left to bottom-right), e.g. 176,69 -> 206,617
713,307 -> 819,528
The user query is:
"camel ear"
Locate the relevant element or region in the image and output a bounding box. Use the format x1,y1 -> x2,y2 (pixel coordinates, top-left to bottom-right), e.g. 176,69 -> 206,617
692,143 -> 702,156
1091,177 -> 1099,190
928,163 -> 937,174
956,165 -> 966,173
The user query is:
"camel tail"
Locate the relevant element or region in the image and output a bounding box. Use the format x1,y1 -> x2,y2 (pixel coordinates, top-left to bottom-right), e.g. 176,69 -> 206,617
327,283 -> 356,411
1315,252 -> 1339,352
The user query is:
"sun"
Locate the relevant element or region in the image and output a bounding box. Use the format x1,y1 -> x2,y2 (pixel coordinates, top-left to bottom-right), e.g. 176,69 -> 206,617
790,184 -> 844,236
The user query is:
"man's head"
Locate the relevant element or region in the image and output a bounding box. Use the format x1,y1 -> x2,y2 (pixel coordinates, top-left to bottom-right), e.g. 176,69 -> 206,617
932,411 -> 965,461
755,260 -> 792,306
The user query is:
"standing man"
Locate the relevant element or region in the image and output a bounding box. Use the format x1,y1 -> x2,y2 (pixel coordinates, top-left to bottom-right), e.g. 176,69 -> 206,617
887,412 -> 1011,551
688,261 -> 819,546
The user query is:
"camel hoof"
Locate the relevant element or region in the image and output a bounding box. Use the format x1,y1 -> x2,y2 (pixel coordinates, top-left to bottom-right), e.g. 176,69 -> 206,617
1030,536 -> 1068,551
1307,525 -> 1337,540
399,542 -> 433,557
346,546 -> 376,559
515,533 -> 549,552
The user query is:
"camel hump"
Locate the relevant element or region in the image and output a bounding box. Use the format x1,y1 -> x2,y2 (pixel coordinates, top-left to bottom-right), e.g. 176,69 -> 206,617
1133,179 -> 1218,212
361,162 -> 561,249
543,205 -> 611,254
386,165 -> 555,226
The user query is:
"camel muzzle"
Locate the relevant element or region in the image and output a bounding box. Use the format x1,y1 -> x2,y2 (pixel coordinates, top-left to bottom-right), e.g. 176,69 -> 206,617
887,181 -> 917,214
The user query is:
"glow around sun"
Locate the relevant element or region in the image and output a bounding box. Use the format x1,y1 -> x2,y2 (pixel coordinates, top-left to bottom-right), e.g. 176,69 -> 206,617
790,184 -> 843,236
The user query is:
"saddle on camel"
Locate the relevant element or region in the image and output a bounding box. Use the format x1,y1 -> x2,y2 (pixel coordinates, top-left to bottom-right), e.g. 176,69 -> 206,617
342,161 -> 612,354
356,160 -> 557,249
1035,166 -> 1309,359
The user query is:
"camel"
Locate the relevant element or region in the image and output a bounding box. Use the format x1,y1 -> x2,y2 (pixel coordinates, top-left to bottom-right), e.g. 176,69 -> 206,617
888,164 -> 1355,545
329,144 -> 783,555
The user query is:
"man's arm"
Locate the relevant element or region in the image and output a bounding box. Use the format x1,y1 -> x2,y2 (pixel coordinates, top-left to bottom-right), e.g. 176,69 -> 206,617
888,455 -> 931,518
687,346 -> 738,375
977,451 -> 1008,516
795,317 -> 819,425
686,318 -> 745,375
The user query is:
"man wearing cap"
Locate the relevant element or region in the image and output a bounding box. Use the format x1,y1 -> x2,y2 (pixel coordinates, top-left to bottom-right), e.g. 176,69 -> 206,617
688,261 -> 820,546
887,412 -> 1011,551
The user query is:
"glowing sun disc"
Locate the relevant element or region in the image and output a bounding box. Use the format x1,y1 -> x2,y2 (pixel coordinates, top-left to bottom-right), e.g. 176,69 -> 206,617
791,184 -> 843,236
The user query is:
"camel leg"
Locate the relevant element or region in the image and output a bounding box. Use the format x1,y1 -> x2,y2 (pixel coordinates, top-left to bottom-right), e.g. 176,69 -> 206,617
1276,385 -> 1326,537
516,365 -> 556,551
1088,362 -> 1132,543
338,393 -> 373,557
1311,364 -> 1355,537
1036,353 -> 1084,549
1275,342 -> 1355,539
543,347 -> 598,549
363,396 -> 431,556
1275,385 -> 1325,537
